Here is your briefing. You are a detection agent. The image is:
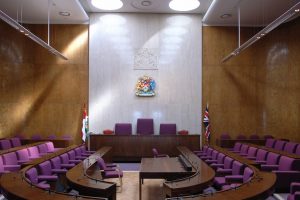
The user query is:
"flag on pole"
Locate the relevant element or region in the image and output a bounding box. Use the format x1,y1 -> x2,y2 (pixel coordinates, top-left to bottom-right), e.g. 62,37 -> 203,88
203,104 -> 210,143
82,105 -> 89,142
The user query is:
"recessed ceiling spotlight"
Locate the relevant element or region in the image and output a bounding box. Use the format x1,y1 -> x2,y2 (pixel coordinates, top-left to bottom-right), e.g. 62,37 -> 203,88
261,33 -> 265,36
59,11 -> 71,16
220,14 -> 232,19
169,0 -> 200,12
141,0 -> 152,6
91,0 -> 123,10
256,36 -> 261,39
295,9 -> 300,12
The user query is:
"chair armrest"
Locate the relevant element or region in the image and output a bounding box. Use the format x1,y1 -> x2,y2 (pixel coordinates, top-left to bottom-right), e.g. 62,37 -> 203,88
52,169 -> 67,174
106,163 -> 117,167
216,168 -> 232,176
291,182 -> 300,194
61,163 -> 75,169
295,191 -> 300,198
260,164 -> 279,171
246,156 -> 256,160
205,159 -> 217,164
38,175 -> 58,181
239,153 -> 248,156
4,165 -> 21,171
157,154 -> 169,158
211,163 -> 224,168
225,175 -> 243,184
255,160 -> 266,164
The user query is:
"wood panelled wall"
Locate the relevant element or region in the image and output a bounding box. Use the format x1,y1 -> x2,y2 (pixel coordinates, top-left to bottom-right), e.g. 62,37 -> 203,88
0,21 -> 88,144
203,18 -> 300,144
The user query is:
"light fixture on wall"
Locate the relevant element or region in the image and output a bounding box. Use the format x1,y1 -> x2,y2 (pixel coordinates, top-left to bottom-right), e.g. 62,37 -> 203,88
0,10 -> 67,60
91,0 -> 123,10
169,0 -> 200,11
222,2 -> 300,63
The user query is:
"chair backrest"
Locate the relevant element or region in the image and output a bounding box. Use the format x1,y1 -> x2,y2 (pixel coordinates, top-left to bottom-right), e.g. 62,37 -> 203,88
274,140 -> 287,151
249,134 -> 260,140
25,167 -> 39,184
220,133 -> 231,139
60,153 -> 70,164
296,145 -> 300,156
10,138 -> 21,147
50,157 -> 62,169
256,149 -> 268,161
266,152 -> 280,165
278,156 -> 295,171
16,149 -> 30,162
0,139 -> 12,150
236,134 -> 247,140
27,146 -> 40,157
243,167 -> 254,182
38,161 -> 52,175
0,156 -> 6,172
37,144 -> 48,153
265,138 -> 276,148
114,123 -> 132,135
152,148 -> 159,157
136,118 -> 154,135
202,146 -> 209,153
67,150 -> 77,160
216,153 -> 226,164
47,134 -> 57,139
206,148 -> 213,157
240,144 -> 249,154
3,152 -> 18,165
75,147 -> 83,156
31,134 -> 42,140
97,157 -> 109,170
211,150 -> 219,160
283,142 -> 298,154
61,134 -> 72,140
45,142 -> 55,152
233,142 -> 242,151
223,157 -> 234,169
247,147 -> 258,157
159,124 -> 177,135
80,145 -> 88,154
232,161 -> 244,175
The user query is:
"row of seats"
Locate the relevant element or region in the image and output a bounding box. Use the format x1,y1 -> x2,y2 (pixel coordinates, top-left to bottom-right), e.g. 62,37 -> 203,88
0,142 -> 59,174
0,138 -> 22,150
25,145 -> 95,189
112,119 -> 178,135
265,138 -> 300,154
220,133 -> 273,140
230,143 -> 300,191
194,147 -> 254,191
14,134 -> 73,140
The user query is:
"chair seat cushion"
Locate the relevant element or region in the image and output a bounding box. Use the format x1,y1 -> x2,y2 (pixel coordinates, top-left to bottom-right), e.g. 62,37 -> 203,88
105,170 -> 123,178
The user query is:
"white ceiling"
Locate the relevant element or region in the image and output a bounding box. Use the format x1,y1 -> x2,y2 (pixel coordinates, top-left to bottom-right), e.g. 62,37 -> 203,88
0,0 -> 299,26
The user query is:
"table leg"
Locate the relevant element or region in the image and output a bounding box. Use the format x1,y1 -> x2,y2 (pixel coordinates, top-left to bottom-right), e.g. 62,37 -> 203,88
139,173 -> 142,200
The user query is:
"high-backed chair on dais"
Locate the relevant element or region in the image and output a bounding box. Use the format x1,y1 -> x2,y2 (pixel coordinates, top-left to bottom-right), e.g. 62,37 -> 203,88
159,123 -> 177,135
114,123 -> 132,135
136,118 -> 154,135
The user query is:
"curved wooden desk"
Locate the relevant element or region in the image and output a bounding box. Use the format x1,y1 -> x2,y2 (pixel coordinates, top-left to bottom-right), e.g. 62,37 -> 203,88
66,147 -> 116,200
165,146 -> 276,200
163,146 -> 215,197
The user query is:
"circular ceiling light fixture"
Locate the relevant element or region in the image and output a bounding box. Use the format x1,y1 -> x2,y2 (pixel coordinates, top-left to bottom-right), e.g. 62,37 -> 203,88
141,0 -> 152,6
91,0 -> 123,10
59,11 -> 71,16
169,0 -> 200,12
220,14 -> 232,19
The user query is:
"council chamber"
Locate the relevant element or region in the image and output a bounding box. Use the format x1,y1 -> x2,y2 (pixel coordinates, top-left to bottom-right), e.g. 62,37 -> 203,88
0,0 -> 300,200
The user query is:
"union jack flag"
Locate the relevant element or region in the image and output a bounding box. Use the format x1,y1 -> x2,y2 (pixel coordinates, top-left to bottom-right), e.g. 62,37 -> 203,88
203,104 -> 210,143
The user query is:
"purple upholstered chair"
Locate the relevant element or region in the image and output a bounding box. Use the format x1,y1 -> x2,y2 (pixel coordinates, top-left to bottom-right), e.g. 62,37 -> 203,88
265,138 -> 276,148
47,134 -> 57,140
238,144 -> 249,156
16,149 -> 31,164
288,182 -> 300,200
59,153 -> 75,169
0,139 -> 12,150
67,150 -> 82,164
229,142 -> 242,153
80,145 -> 95,156
256,152 -> 280,166
194,145 -> 208,156
296,145 -> 300,156
45,142 -> 61,153
50,157 -> 67,173
31,134 -> 42,140
222,167 -> 254,190
37,144 -> 49,156
284,142 -> 298,154
152,148 -> 168,158
245,147 -> 258,159
214,160 -> 244,189
236,134 -> 247,140
253,149 -> 268,163
10,137 -> 22,147
205,150 -> 219,164
261,156 -> 297,172
0,156 -> 10,174
61,134 -> 72,140
97,157 -> 123,186
27,146 -> 41,159
136,118 -> 154,135
114,123 -> 132,135
210,153 -> 226,170
25,167 -> 50,189
2,152 -> 21,172
220,133 -> 231,139
159,124 -> 177,135
263,135 -> 274,139
249,134 -> 260,140
37,161 -> 58,182
198,148 -> 213,160
274,140 -> 287,151
215,157 -> 234,175
74,147 -> 88,160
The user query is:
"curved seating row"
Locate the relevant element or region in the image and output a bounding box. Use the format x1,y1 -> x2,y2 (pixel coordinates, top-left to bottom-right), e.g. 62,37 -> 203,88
229,142 -> 300,192
0,137 -> 22,150
265,138 -> 300,154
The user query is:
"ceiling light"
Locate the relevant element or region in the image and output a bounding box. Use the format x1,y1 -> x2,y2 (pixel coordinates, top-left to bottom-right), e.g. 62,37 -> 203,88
220,14 -> 232,19
295,9 -> 300,12
141,1 -> 152,6
59,11 -> 71,16
169,0 -> 200,11
91,0 -> 123,10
